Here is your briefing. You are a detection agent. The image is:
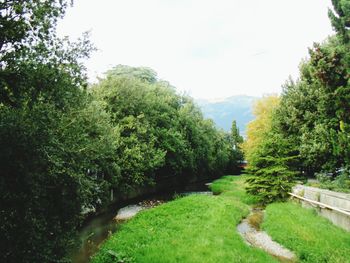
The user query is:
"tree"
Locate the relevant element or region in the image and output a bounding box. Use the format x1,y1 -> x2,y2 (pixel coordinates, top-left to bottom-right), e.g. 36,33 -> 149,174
328,0 -> 350,42
242,95 -> 279,164
0,0 -> 94,108
0,0 -> 70,56
245,128 -> 297,204
0,97 -> 120,263
104,64 -> 158,83
227,120 -> 244,174
276,35 -> 350,175
93,68 -> 174,190
243,96 -> 298,203
231,120 -> 243,149
247,0 -> 350,199
0,28 -> 93,108
93,65 -> 235,188
0,2 -> 117,262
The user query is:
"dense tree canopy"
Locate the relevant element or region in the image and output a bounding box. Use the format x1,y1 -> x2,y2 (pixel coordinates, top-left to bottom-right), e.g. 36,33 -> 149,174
0,1 -> 115,262
92,65 -> 240,190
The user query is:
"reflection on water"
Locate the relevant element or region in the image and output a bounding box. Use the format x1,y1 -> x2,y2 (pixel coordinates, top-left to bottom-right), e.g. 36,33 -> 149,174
71,197 -> 168,263
72,209 -> 121,263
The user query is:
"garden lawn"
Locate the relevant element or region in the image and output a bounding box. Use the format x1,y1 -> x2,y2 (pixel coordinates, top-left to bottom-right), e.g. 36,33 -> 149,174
263,202 -> 350,263
91,176 -> 277,263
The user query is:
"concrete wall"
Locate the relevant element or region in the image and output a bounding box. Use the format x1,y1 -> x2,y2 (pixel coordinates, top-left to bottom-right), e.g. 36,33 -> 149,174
292,185 -> 350,231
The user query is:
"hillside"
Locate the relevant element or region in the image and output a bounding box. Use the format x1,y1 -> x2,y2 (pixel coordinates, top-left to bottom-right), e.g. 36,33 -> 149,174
196,95 -> 257,135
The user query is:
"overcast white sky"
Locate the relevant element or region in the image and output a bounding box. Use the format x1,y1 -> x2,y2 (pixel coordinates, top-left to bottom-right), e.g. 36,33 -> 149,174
57,0 -> 334,100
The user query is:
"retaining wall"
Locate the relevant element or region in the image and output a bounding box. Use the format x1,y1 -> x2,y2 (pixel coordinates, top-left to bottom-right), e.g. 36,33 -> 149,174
292,185 -> 350,231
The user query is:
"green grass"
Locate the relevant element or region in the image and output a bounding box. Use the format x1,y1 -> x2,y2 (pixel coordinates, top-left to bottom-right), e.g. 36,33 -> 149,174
306,181 -> 350,193
263,202 -> 350,263
91,176 -> 277,263
93,175 -> 350,262
209,175 -> 259,205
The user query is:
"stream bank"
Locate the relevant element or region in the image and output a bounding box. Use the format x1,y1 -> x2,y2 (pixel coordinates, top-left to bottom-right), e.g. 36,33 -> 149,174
71,180 -> 211,263
237,208 -> 296,262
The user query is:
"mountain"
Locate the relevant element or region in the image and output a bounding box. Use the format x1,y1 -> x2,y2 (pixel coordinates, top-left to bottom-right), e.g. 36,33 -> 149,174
196,95 -> 257,136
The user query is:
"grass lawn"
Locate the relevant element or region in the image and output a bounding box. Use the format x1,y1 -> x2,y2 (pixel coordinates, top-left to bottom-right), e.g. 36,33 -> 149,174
263,202 -> 350,263
209,175 -> 259,205
91,176 -> 277,263
92,175 -> 350,263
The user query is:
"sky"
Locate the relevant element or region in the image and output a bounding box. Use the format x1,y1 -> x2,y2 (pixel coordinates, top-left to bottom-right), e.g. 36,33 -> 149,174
57,0 -> 335,100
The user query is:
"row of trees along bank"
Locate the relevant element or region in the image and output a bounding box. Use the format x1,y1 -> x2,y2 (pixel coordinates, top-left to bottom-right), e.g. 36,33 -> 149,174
0,1 -> 243,262
243,0 -> 350,204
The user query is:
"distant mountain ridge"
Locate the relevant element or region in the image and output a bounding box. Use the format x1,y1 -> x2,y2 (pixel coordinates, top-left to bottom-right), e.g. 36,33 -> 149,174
196,95 -> 257,136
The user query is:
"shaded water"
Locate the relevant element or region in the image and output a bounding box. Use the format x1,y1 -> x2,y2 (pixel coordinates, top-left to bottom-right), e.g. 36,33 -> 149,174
71,182 -> 211,263
71,195 -> 170,263
71,210 -> 121,263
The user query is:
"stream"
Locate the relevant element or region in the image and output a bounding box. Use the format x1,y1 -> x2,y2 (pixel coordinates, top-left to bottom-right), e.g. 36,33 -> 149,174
71,182 -> 211,263
237,208 -> 296,262
71,183 -> 294,263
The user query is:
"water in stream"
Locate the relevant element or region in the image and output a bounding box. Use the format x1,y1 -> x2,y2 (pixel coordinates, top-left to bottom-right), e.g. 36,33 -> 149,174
237,209 -> 296,262
71,196 -> 171,263
71,182 -> 211,263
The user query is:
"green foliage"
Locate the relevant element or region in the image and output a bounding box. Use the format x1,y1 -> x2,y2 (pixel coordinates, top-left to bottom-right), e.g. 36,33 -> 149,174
0,0 -> 93,109
0,31 -> 93,108
276,0 -> 350,174
263,202 -> 350,262
105,64 -> 158,83
0,1 -> 112,262
0,56 -> 239,262
315,169 -> 350,192
315,172 -> 332,184
93,65 -> 239,189
246,0 -> 350,202
231,120 -> 243,146
276,34 -> 350,175
245,128 -> 297,204
228,120 -> 244,174
0,0 -> 70,56
1,53 -> 237,262
0,98 -> 120,262
328,0 -> 350,42
243,95 -> 297,204
242,95 -> 280,165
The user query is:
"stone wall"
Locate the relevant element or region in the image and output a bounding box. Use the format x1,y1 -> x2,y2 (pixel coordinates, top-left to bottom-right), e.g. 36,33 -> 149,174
292,185 -> 350,231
